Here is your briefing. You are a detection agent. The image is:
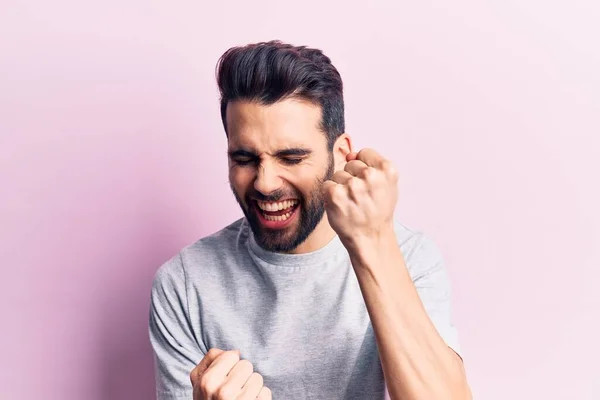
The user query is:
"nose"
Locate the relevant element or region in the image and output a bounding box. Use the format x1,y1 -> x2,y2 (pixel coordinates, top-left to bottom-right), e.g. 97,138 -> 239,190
253,161 -> 283,196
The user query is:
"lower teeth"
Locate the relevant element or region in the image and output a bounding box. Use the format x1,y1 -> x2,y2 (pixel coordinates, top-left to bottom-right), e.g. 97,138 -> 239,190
263,209 -> 294,222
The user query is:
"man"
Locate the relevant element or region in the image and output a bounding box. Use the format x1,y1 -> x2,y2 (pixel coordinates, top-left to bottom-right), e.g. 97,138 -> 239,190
149,40 -> 471,400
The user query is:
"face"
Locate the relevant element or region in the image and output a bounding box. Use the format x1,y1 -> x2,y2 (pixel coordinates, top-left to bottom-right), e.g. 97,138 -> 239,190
226,98 -> 339,253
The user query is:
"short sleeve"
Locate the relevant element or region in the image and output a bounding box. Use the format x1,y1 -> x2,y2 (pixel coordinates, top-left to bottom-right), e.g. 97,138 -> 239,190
149,254 -> 205,400
403,233 -> 461,356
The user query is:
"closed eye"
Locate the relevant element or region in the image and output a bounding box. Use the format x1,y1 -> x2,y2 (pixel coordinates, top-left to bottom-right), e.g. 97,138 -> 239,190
281,158 -> 304,165
233,158 -> 257,166
228,148 -> 311,167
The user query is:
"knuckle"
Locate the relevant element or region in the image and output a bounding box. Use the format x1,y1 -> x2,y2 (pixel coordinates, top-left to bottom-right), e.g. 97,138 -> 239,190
216,384 -> 236,400
346,160 -> 361,171
381,159 -> 393,172
361,167 -> 376,180
189,367 -> 198,385
323,183 -> 335,196
199,373 -> 210,388
224,350 -> 240,362
199,372 -> 218,393
238,359 -> 254,373
332,185 -> 346,201
207,348 -> 220,355
333,171 -> 346,181
347,177 -> 360,190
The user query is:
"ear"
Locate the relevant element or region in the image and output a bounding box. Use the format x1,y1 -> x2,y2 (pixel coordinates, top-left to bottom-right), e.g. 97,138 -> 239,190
332,133 -> 353,171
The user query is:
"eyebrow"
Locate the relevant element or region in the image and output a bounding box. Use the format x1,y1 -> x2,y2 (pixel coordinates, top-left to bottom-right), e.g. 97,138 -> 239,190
227,147 -> 313,158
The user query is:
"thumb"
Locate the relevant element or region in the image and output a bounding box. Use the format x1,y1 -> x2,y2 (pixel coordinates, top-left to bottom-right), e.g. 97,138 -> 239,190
192,348 -> 225,383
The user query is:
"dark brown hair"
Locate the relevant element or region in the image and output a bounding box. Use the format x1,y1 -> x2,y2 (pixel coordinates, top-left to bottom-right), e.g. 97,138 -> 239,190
216,40 -> 345,150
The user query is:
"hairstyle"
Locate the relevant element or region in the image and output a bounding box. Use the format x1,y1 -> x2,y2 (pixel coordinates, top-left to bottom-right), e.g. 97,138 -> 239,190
215,40 -> 345,150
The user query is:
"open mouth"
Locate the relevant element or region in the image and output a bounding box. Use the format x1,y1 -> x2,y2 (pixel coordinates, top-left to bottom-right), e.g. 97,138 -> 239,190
256,199 -> 299,221
253,199 -> 300,226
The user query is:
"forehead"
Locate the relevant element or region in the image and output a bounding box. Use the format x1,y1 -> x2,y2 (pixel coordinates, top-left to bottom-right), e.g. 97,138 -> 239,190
225,98 -> 326,150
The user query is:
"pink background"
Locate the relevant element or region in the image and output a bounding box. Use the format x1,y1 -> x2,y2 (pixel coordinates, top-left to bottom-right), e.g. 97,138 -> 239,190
1,1 -> 598,399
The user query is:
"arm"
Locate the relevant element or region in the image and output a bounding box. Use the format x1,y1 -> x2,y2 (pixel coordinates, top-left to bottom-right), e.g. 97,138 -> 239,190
322,148 -> 471,400
149,255 -> 271,400
348,230 -> 470,400
149,254 -> 205,400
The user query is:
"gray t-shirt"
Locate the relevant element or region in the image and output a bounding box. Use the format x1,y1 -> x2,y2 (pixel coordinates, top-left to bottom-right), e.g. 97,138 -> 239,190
149,218 -> 460,400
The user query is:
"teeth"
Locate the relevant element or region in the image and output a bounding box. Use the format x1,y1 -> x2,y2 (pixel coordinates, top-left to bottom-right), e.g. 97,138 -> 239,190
258,200 -> 297,212
263,211 -> 293,222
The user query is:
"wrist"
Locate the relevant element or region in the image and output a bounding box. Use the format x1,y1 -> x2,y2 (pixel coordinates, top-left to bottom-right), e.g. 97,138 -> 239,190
344,223 -> 397,266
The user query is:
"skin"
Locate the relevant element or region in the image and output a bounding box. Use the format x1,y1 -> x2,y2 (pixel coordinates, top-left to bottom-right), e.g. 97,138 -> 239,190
191,97 -> 472,400
226,97 -> 349,254
190,349 -> 271,400
324,149 -> 472,399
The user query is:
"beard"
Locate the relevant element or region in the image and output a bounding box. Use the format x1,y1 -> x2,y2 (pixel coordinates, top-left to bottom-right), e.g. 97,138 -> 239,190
231,155 -> 335,253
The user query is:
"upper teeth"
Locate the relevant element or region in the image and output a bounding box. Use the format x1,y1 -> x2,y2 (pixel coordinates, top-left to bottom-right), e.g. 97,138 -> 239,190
257,200 -> 298,212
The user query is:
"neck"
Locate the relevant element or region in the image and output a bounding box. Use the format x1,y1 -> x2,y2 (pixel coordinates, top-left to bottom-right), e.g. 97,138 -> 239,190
289,215 -> 337,254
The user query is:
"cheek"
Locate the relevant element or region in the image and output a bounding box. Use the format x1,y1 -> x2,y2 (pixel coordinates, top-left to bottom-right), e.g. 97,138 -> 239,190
283,176 -> 318,199
229,168 -> 254,195
282,163 -> 327,192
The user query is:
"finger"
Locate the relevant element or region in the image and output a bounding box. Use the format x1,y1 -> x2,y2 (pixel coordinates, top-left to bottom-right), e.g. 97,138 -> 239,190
331,170 -> 353,185
344,159 -> 370,178
202,348 -> 225,371
322,179 -> 348,205
346,151 -> 358,162
256,386 -> 272,399
204,350 -> 241,380
239,372 -> 264,399
224,359 -> 254,391
190,348 -> 225,384
321,180 -> 337,201
356,148 -> 386,169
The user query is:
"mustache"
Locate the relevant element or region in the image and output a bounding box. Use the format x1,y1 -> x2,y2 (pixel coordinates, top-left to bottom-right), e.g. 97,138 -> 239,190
246,189 -> 300,203
246,192 -> 300,202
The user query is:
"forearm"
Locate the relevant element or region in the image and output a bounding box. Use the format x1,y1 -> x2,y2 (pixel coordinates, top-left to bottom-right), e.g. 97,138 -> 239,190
348,231 -> 471,400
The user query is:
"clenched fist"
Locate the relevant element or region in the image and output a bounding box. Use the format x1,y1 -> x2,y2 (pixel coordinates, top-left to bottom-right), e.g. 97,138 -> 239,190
322,148 -> 399,248
190,348 -> 272,400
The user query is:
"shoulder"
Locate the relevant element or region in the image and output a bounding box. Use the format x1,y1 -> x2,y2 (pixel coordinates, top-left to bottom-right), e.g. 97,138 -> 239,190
152,217 -> 248,290
392,220 -> 446,279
